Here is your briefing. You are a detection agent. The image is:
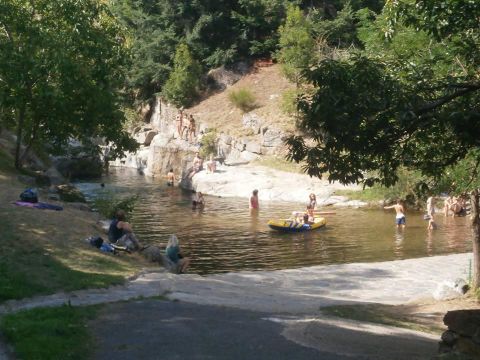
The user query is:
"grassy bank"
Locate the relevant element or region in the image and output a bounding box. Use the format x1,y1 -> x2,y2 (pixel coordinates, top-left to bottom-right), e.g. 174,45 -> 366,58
1,304 -> 99,360
0,150 -> 152,303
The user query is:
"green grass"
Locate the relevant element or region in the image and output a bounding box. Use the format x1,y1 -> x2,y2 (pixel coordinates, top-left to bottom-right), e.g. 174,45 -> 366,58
253,156 -> 304,173
334,187 -> 389,202
1,304 -> 100,360
0,248 -> 125,302
321,304 -> 443,334
0,205 -> 125,302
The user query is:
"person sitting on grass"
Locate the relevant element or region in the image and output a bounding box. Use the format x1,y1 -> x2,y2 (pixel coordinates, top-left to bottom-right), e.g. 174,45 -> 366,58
108,209 -> 141,251
166,234 -> 190,274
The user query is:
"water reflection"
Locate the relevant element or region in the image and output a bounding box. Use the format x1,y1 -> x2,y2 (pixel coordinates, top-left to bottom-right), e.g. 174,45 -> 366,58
76,168 -> 472,275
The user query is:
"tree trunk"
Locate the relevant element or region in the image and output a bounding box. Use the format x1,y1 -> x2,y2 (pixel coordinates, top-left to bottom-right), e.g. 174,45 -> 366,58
470,189 -> 480,290
14,104 -> 25,169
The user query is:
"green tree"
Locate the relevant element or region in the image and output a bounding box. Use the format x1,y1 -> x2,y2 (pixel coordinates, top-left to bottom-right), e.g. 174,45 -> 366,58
286,0 -> 480,288
276,4 -> 315,86
163,43 -> 202,107
0,0 -> 137,168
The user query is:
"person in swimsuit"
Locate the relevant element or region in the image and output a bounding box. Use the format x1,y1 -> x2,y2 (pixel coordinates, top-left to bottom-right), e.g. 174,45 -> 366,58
167,168 -> 176,186
444,195 -> 453,216
192,191 -> 205,210
188,114 -> 196,143
249,189 -> 259,210
176,110 -> 184,139
309,193 -> 317,210
182,113 -> 190,141
384,199 -> 406,228
187,152 -> 203,179
426,195 -> 436,229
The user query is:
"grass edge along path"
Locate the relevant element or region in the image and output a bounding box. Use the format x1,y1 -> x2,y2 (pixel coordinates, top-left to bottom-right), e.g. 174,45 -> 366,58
0,304 -> 100,360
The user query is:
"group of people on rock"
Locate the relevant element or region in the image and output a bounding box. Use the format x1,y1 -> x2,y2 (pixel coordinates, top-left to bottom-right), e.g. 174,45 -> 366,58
175,110 -> 197,143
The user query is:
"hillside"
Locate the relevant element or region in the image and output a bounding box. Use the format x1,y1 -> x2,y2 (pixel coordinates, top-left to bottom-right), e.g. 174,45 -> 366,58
188,64 -> 296,136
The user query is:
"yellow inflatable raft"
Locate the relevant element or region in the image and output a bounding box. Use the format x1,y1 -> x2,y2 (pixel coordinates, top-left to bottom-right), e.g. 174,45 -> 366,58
267,217 -> 327,232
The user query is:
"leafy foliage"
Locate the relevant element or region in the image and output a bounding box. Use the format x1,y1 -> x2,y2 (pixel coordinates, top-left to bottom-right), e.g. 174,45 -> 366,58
287,1 -> 480,190
199,130 -> 218,158
228,88 -> 257,112
93,194 -> 138,220
0,0 -> 138,168
163,44 -> 202,107
276,4 -> 315,86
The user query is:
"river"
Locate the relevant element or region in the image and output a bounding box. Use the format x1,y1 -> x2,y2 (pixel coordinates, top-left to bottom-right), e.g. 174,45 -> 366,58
76,168 -> 472,275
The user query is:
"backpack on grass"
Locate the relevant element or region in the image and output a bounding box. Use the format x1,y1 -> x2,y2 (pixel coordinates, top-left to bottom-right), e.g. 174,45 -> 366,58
20,188 -> 38,203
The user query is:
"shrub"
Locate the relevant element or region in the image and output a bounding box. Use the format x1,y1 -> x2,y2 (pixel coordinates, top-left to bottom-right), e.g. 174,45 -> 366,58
93,194 -> 138,220
280,89 -> 300,116
228,88 -> 256,112
199,130 -> 217,158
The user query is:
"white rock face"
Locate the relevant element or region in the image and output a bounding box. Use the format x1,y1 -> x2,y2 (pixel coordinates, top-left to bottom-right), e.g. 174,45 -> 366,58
111,96 -> 363,205
190,164 -> 359,203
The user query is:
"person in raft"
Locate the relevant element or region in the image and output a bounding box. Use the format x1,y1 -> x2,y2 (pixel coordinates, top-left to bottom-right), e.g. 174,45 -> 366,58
166,234 -> 190,273
166,168 -> 176,186
249,189 -> 259,210
108,210 -> 141,251
305,204 -> 315,224
384,199 -> 406,228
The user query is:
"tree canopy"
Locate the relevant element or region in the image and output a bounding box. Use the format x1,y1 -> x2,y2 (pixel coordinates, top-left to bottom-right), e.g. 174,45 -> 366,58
0,0 -> 137,167
286,0 -> 480,190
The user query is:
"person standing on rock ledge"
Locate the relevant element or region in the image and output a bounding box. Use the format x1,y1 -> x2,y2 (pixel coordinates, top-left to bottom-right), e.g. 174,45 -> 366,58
250,189 -> 259,210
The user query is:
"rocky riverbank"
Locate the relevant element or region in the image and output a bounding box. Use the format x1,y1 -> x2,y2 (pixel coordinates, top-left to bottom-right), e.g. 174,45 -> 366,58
185,162 -> 364,205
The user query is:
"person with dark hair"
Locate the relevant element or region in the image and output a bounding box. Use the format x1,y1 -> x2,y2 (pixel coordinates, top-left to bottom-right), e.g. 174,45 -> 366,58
108,210 -> 141,251
249,189 -> 259,210
167,168 -> 176,186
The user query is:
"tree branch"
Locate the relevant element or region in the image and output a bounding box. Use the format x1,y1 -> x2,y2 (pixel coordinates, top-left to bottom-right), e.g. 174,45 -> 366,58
415,85 -> 480,116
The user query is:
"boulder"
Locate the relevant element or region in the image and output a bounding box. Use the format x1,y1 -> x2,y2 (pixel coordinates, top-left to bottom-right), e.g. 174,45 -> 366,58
242,113 -> 263,134
240,150 -> 259,162
206,62 -> 250,90
45,166 -> 66,185
54,156 -> 103,180
444,310 -> 480,338
262,127 -> 285,147
144,131 -> 158,146
245,140 -> 262,154
17,175 -> 36,186
56,184 -> 86,203
142,245 -> 165,263
433,279 -> 469,301
219,133 -> 232,146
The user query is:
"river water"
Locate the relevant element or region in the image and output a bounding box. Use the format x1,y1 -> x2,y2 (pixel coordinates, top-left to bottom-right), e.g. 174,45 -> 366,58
76,168 -> 472,275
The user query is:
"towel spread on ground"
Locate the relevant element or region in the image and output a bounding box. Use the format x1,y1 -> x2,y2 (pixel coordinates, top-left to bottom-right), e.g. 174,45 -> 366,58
14,201 -> 63,211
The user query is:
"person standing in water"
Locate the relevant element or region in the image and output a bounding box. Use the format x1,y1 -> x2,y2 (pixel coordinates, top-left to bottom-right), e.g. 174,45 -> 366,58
426,195 -> 436,229
166,168 -> 176,186
249,189 -> 259,210
384,199 -> 406,228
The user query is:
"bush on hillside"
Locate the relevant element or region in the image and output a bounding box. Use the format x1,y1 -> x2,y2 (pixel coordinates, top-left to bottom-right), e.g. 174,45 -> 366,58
280,89 -> 300,116
228,88 -> 256,112
199,130 -> 217,158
